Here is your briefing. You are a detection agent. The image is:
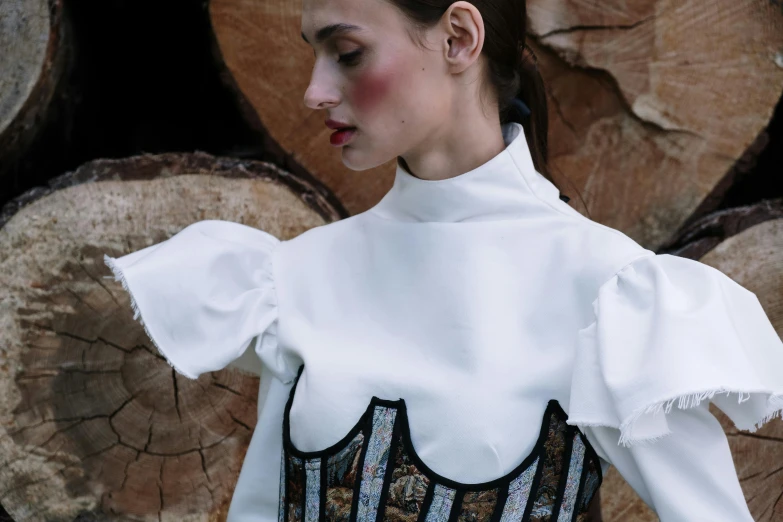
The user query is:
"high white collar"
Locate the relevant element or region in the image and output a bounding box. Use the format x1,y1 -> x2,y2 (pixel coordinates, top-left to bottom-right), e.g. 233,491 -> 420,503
368,122 -> 560,223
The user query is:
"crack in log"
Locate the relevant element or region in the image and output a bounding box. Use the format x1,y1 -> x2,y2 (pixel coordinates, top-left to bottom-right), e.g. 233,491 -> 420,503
144,423 -> 152,453
97,336 -> 133,354
55,330 -> 98,346
211,382 -> 242,396
538,15 -> 654,40
740,469 -> 766,482
726,431 -> 783,443
228,413 -> 251,432
78,259 -> 121,308
547,86 -> 577,135
765,464 -> 783,479
173,368 -> 182,423
158,461 -> 164,519
773,489 -> 783,520
118,450 -> 137,493
65,287 -> 101,314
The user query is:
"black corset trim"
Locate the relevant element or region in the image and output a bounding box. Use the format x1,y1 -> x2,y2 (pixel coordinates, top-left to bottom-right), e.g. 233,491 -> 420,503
281,364 -> 603,522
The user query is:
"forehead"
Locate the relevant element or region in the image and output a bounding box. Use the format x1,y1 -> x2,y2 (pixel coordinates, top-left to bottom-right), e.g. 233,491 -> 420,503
301,0 -> 397,41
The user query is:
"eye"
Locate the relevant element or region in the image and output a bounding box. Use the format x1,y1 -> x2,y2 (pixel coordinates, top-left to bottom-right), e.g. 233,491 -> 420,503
338,49 -> 363,67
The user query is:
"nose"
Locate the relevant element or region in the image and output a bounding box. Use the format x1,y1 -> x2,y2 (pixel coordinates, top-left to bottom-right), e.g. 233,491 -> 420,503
303,86 -> 340,111
303,62 -> 340,110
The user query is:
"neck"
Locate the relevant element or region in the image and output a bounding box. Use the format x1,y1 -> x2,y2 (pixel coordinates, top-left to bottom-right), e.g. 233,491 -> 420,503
369,122 -> 559,223
397,119 -> 507,182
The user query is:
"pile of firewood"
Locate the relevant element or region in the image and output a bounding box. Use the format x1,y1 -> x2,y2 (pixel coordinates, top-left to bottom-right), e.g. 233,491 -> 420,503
0,0 -> 781,520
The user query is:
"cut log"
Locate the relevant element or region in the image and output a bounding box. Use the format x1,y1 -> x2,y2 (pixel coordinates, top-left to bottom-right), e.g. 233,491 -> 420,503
599,214 -> 783,522
0,152 -> 340,521
0,0 -> 71,183
210,0 -> 782,249
658,197 -> 783,259
527,0 -> 783,249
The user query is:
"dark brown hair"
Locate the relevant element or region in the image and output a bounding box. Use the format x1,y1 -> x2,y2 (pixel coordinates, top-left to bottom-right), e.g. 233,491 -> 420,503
386,0 -> 557,191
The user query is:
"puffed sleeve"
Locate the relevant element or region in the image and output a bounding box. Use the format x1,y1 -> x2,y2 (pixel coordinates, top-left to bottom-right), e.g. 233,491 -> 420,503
567,252 -> 783,520
568,252 -> 783,446
103,219 -> 300,384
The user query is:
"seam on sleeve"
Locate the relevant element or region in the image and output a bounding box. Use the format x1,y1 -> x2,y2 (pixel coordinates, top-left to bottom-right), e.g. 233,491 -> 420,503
269,239 -> 298,384
580,251 -> 656,330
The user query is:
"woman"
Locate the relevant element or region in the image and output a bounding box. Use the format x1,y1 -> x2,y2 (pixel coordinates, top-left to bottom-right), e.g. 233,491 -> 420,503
104,0 -> 783,520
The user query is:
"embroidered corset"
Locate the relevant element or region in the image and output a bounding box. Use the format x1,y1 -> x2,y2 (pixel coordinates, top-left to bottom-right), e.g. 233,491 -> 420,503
278,368 -> 603,522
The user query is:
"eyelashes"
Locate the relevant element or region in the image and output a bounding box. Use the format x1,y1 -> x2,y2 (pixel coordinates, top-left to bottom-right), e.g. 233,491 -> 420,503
338,49 -> 363,67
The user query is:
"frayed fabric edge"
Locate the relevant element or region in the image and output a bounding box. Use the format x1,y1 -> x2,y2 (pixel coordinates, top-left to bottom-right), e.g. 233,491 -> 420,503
104,254 -> 199,380
616,388 -> 783,448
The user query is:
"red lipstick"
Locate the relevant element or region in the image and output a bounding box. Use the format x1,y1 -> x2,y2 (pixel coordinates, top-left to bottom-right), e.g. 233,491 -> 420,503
326,119 -> 357,146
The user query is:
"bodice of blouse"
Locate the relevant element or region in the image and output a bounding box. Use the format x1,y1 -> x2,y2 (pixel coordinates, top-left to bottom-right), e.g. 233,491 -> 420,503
280,366 -> 603,522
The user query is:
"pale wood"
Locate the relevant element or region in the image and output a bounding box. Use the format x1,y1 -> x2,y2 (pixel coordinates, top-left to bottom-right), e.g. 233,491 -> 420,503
0,0 -> 70,181
528,0 -> 783,248
0,153 -> 339,521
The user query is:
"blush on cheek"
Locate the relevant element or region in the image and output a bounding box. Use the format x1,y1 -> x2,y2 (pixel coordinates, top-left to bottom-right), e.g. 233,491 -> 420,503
350,66 -> 397,116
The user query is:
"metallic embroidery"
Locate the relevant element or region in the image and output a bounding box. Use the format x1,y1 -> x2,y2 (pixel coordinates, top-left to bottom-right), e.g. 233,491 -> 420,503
279,450 -> 287,522
499,456 -> 539,522
424,485 -> 456,522
356,406 -> 397,522
305,458 -> 321,522
557,433 -> 585,522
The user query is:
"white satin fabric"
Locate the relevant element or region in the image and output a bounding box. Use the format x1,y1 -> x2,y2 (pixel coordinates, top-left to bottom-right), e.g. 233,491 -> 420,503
104,122 -> 782,521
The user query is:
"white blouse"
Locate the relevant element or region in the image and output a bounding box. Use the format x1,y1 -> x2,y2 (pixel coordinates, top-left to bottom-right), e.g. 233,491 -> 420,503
104,121 -> 783,522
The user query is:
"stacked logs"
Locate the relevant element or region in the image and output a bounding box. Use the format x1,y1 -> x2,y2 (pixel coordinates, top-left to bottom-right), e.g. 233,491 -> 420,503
0,0 -> 781,520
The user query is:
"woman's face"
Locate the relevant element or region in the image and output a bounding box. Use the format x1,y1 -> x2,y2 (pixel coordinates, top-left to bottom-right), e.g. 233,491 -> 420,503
301,0 -> 455,171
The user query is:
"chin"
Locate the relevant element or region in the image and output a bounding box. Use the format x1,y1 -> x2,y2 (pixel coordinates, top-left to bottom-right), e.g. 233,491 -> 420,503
341,148 -> 392,172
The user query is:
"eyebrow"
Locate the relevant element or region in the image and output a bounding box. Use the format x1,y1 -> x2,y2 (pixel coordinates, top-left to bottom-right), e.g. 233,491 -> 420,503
301,23 -> 363,45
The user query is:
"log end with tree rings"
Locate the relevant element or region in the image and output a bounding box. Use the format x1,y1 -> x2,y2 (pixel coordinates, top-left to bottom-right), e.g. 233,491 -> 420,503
0,152 -> 341,521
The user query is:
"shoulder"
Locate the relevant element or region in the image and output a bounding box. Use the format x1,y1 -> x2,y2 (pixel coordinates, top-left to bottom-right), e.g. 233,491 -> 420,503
278,211 -> 372,256
546,203 -> 655,299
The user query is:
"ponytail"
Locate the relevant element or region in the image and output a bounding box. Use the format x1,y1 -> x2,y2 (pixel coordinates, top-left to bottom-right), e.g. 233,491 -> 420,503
510,43 -> 551,183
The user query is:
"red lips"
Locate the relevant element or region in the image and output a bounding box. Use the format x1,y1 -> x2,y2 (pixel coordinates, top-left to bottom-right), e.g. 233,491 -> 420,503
325,119 -> 356,131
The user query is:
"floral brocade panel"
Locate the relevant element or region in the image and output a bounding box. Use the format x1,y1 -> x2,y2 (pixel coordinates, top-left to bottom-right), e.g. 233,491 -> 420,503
527,411 -> 569,522
280,367 -> 604,522
382,428 -> 431,522
286,454 -> 305,522
457,489 -> 500,522
325,432 -> 365,522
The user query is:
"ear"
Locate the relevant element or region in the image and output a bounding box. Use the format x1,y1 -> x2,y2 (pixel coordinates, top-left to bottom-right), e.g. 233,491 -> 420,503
441,1 -> 485,72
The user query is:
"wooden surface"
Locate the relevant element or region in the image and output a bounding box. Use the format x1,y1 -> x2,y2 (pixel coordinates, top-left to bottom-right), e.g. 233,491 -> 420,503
0,153 -> 339,521
528,0 -> 783,249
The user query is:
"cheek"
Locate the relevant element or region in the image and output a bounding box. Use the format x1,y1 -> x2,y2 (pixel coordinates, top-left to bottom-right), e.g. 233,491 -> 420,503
350,64 -> 400,115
